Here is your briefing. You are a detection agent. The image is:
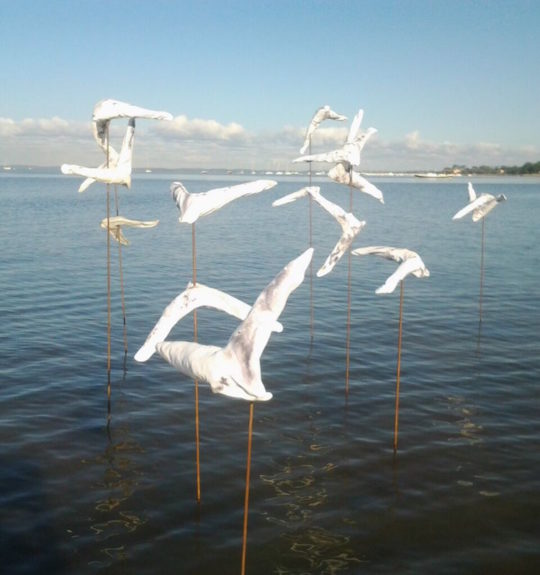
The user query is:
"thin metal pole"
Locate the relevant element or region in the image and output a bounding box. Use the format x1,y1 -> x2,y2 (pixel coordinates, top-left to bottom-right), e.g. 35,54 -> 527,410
345,180 -> 353,394
192,222 -> 201,504
479,217 -> 485,324
106,125 -> 112,376
308,139 -> 314,340
114,187 -> 128,353
393,280 -> 404,453
241,402 -> 255,575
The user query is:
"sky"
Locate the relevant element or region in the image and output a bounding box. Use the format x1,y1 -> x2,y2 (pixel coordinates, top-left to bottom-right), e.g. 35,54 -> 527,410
1,0 -> 539,172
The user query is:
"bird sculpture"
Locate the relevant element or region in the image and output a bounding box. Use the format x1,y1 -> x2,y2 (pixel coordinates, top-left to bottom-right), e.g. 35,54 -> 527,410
62,118 -> 136,187
452,182 -> 506,222
134,282 -> 283,362
293,109 -> 377,168
61,99 -> 172,192
352,246 -> 430,293
299,105 -> 347,154
171,179 -> 277,224
100,216 -> 159,246
134,248 -> 314,401
273,187 -> 365,277
352,245 -> 429,452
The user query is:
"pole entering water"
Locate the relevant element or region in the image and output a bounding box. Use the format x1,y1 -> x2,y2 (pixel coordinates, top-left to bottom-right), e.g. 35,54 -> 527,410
241,402 -> 255,575
192,222 -> 201,504
393,280 -> 404,453
345,179 -> 353,394
114,187 -> 128,353
479,217 -> 485,324
308,139 -> 314,341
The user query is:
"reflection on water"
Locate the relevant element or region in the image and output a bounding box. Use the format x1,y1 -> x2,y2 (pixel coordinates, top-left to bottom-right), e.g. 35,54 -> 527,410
447,395 -> 484,445
260,428 -> 366,575
86,399 -> 146,568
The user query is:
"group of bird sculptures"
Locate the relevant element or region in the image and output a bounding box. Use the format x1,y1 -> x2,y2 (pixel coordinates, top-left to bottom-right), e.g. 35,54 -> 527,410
60,98 -> 507,417
61,99 -> 506,575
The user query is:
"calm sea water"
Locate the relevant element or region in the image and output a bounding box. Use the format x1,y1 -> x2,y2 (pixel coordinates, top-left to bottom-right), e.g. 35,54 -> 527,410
1,172 -> 539,574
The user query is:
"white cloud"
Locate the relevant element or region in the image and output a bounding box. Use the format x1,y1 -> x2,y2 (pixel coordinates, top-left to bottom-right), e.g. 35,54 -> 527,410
0,116 -> 537,171
156,115 -> 247,141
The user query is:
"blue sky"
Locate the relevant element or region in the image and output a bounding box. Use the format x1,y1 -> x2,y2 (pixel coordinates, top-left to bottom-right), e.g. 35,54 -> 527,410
1,0 -> 539,171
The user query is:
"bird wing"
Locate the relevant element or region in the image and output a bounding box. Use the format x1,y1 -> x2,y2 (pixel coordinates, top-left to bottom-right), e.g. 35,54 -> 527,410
61,119 -> 135,187
452,194 -> 492,220
350,172 -> 384,203
375,256 -> 425,294
317,215 -> 365,277
222,248 -> 313,396
103,216 -> 159,229
300,106 -> 347,154
352,246 -> 415,263
346,109 -> 364,143
467,181 -> 477,203
93,99 -> 172,123
299,106 -> 327,154
170,181 -> 192,221
174,179 -> 277,223
472,194 -> 505,222
272,186 -> 316,207
134,283 -> 283,362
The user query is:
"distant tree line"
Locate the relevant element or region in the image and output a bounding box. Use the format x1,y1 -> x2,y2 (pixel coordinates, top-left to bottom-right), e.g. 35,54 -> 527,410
443,160 -> 540,175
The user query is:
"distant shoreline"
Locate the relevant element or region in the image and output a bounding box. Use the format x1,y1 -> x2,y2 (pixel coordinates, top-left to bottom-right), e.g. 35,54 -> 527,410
3,165 -> 540,178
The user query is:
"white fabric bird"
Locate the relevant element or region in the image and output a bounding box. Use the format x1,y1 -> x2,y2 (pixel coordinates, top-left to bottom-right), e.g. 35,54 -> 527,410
327,162 -> 384,204
171,179 -> 277,224
92,98 -> 172,153
135,248 -> 314,401
100,216 -> 159,246
134,282 -> 284,362
299,105 -> 347,154
273,186 -> 365,277
352,246 -> 430,294
293,109 -> 377,168
452,182 -> 507,222
61,118 -> 136,187
65,99 -> 172,193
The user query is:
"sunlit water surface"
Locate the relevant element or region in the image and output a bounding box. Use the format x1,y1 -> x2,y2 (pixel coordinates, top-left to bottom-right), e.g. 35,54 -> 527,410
1,173 -> 539,574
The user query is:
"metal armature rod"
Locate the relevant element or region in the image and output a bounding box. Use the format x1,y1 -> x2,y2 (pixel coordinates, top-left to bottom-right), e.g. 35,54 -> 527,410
192,222 -> 201,504
479,217 -> 485,324
241,402 -> 255,575
308,139 -> 314,339
106,124 -> 112,376
114,187 -> 128,353
393,280 -> 404,453
106,183 -> 112,376
345,180 -> 353,394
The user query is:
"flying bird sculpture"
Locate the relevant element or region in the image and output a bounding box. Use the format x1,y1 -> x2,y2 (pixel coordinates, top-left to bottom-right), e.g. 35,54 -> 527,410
171,179 -> 277,224
452,182 -> 506,327
352,246 -> 430,294
64,99 -> 172,192
62,118 -> 136,187
100,216 -> 159,246
352,245 -> 429,452
299,105 -> 347,154
327,162 -> 384,203
293,109 -> 377,168
452,182 -> 506,222
135,248 -> 314,401
134,282 -> 283,362
273,187 -> 365,277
